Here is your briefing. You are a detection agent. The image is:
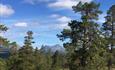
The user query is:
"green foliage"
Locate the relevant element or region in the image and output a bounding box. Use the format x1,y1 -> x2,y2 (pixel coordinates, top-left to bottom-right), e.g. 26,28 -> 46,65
0,2 -> 115,70
7,31 -> 36,70
51,51 -> 62,70
0,24 -> 8,32
18,31 -> 35,70
34,47 -> 52,70
0,58 -> 7,70
58,2 -> 108,70
102,5 -> 115,70
0,24 -> 9,47
7,54 -> 19,70
0,37 -> 10,47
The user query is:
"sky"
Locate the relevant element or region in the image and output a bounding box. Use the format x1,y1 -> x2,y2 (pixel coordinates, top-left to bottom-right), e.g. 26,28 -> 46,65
0,0 -> 115,48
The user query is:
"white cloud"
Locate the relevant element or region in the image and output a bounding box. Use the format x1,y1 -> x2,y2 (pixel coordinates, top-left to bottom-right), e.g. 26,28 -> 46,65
50,14 -> 71,29
23,0 -> 51,4
48,0 -> 92,9
14,22 -> 28,27
50,14 -> 71,22
49,0 -> 76,9
53,15 -> 71,29
50,14 -> 60,18
98,13 -> 106,23
56,23 -> 69,29
57,16 -> 71,22
0,4 -> 15,17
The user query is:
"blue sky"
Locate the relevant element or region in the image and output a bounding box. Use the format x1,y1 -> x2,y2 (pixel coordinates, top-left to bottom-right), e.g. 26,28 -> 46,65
0,0 -> 115,48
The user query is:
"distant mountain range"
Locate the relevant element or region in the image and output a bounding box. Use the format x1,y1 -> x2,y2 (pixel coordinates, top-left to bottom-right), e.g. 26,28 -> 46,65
40,44 -> 65,54
0,44 -> 65,58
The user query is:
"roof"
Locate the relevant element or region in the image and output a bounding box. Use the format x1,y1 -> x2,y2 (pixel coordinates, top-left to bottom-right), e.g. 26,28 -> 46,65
0,45 -> 10,59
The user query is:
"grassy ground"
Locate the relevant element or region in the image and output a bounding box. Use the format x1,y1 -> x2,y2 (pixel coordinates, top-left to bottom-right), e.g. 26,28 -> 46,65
60,66 -> 115,70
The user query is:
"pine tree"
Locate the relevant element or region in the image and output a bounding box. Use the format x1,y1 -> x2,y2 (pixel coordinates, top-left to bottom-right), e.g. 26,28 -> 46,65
17,31 -> 35,70
102,5 -> 115,70
51,51 -> 62,70
58,2 -> 107,70
45,50 -> 52,70
34,47 -> 41,70
39,47 -> 52,70
0,24 -> 8,33
7,53 -> 19,70
0,24 -> 9,47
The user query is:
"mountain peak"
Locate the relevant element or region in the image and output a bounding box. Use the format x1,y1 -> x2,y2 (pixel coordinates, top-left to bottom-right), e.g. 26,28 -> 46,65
40,44 -> 65,53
